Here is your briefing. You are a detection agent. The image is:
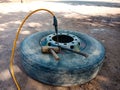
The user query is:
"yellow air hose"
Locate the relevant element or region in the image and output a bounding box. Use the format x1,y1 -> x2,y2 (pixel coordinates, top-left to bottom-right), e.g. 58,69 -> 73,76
9,9 -> 56,90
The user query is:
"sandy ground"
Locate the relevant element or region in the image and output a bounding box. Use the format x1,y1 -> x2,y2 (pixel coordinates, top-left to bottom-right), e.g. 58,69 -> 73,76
0,1 -> 120,90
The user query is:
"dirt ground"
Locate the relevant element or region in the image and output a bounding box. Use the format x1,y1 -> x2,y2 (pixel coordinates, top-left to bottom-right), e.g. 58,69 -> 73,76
0,1 -> 120,90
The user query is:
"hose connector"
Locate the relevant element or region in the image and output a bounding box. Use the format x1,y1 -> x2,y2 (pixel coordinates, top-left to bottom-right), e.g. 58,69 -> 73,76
53,16 -> 58,34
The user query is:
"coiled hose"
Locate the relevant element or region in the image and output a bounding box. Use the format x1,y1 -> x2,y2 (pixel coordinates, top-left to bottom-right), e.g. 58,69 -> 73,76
9,9 -> 57,90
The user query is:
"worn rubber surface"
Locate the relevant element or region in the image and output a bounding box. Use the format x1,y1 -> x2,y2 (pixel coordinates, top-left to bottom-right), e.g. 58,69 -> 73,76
20,30 -> 105,86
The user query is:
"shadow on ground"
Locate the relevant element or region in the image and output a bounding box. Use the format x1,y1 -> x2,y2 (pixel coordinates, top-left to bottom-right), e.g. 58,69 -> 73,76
57,1 -> 120,8
0,0 -> 11,3
0,11 -> 120,90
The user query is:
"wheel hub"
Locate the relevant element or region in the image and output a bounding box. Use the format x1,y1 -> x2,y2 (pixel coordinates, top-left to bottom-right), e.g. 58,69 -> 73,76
46,33 -> 81,51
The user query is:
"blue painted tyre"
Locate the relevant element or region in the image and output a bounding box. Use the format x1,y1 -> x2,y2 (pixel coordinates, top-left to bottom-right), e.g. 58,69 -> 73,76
20,30 -> 105,86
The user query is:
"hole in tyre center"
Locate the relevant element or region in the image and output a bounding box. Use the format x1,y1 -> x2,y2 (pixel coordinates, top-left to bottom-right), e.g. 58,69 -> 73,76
52,35 -> 74,43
